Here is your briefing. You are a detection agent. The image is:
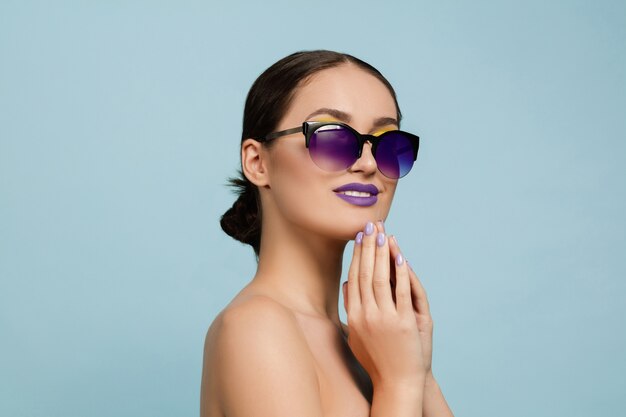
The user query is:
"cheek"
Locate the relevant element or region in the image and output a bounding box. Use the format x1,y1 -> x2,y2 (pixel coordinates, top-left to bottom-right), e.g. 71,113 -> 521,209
269,147 -> 332,224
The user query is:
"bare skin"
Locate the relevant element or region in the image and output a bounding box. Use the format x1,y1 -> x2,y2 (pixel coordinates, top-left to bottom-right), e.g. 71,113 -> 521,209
200,64 -> 453,417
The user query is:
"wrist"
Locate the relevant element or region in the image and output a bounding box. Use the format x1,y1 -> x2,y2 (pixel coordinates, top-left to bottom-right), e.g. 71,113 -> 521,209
371,380 -> 424,417
373,375 -> 426,394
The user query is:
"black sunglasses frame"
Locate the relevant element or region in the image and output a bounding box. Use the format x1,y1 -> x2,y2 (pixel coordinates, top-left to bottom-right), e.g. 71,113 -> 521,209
259,121 -> 420,162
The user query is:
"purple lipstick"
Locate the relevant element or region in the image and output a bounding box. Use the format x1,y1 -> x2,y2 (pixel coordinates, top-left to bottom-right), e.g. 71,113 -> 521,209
333,183 -> 379,207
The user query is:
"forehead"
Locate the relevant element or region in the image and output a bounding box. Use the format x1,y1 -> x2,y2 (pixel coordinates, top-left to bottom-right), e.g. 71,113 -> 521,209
282,64 -> 398,126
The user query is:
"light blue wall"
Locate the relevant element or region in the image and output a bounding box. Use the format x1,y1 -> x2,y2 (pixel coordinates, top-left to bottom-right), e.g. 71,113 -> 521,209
1,1 -> 624,416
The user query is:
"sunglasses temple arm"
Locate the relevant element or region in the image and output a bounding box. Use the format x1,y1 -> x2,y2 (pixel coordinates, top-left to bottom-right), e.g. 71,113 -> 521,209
264,126 -> 303,141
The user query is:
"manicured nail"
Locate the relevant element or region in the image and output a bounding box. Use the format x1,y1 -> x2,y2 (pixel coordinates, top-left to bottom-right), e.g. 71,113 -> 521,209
355,231 -> 363,244
395,253 -> 405,266
376,233 -> 385,247
364,221 -> 374,236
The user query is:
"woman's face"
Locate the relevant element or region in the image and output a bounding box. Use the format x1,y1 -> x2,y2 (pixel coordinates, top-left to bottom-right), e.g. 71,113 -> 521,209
263,63 -> 400,240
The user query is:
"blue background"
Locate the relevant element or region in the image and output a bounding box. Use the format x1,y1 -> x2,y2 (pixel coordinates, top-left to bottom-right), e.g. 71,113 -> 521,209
1,1 -> 625,416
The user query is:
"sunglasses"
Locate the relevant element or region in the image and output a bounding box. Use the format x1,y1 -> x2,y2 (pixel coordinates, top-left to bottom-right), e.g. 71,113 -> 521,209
258,121 -> 420,179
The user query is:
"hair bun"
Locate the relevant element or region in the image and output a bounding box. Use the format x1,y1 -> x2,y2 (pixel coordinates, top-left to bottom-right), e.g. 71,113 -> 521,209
220,176 -> 261,254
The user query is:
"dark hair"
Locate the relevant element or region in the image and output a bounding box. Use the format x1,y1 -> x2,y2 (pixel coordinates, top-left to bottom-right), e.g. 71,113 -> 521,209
220,50 -> 402,257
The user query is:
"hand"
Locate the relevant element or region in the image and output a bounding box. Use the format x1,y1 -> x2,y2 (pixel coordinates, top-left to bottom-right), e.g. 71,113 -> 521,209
342,221 -> 427,389
387,234 -> 433,376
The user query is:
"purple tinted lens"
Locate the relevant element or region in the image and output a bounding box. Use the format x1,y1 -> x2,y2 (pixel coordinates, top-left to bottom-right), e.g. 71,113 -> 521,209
376,132 -> 415,178
309,125 -> 358,171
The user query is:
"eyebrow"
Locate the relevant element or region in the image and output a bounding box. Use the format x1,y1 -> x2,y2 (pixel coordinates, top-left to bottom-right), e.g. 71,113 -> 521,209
305,107 -> 399,129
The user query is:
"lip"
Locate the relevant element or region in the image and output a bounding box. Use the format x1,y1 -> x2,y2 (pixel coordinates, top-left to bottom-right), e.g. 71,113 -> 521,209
333,183 -> 379,207
333,183 -> 379,195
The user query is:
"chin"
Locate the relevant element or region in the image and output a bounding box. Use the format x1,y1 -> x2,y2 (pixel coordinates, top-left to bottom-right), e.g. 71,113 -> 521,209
282,193 -> 392,241
327,209 -> 390,240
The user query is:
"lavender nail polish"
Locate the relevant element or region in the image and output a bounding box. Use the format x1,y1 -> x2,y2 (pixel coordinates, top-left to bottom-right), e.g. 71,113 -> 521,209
355,231 -> 364,244
396,253 -> 405,266
365,222 -> 374,236
376,233 -> 385,247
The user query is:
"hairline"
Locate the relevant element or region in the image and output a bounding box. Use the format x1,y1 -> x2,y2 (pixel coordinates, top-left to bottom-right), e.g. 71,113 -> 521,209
275,61 -> 402,133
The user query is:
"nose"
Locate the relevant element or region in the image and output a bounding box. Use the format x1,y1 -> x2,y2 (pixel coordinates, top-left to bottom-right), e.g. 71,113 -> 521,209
347,141 -> 377,176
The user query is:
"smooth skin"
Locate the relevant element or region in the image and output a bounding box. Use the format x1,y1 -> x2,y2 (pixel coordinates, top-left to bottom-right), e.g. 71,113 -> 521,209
200,63 -> 453,417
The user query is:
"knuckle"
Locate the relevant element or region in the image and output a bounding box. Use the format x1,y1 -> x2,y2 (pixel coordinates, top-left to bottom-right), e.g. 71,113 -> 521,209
363,309 -> 380,327
395,286 -> 409,298
358,267 -> 372,281
348,314 -> 362,329
372,277 -> 388,289
397,317 -> 415,333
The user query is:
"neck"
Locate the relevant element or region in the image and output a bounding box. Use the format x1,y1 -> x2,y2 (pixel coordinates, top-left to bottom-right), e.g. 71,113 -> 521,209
251,220 -> 348,326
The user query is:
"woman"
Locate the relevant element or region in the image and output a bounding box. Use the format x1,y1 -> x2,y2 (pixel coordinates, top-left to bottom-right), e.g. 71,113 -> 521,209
200,50 -> 453,417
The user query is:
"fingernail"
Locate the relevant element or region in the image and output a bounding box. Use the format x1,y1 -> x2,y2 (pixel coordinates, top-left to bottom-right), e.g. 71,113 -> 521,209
395,253 -> 405,266
376,233 -> 385,247
364,221 -> 374,236
355,231 -> 363,244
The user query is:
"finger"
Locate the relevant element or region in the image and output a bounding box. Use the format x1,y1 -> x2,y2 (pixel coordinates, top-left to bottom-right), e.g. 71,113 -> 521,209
407,262 -> 431,316
347,231 -> 363,312
358,221 -> 377,308
389,236 -> 412,314
387,234 -> 401,298
372,232 -> 395,311
375,220 -> 395,295
342,281 -> 348,314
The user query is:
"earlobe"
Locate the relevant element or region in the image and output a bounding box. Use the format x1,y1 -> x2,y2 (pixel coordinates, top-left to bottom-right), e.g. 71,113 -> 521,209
241,139 -> 270,187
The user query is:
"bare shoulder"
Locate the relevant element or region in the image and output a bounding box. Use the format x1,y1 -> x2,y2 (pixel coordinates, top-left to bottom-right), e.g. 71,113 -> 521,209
218,294 -> 299,330
202,295 -> 323,417
205,295 -> 306,351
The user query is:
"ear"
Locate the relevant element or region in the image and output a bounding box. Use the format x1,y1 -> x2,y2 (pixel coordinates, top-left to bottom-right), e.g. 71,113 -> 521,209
241,138 -> 271,187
